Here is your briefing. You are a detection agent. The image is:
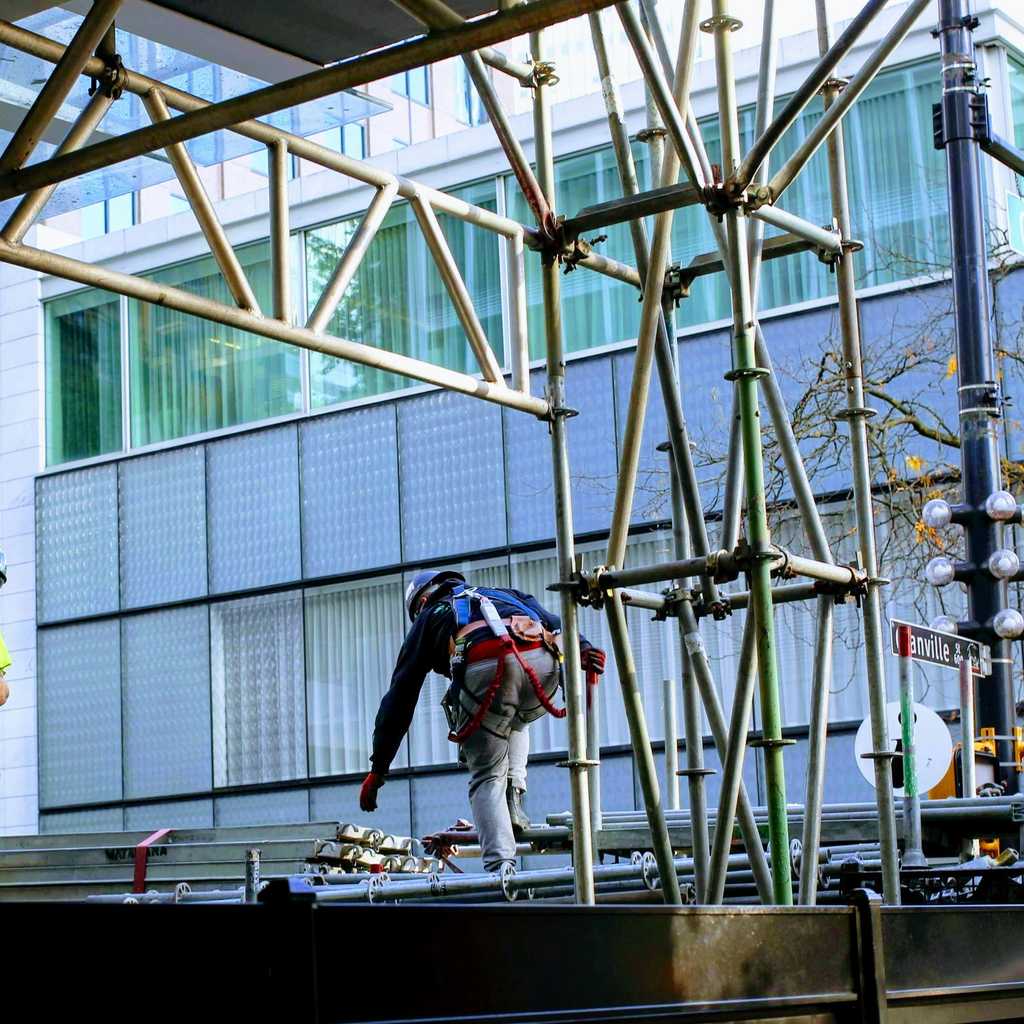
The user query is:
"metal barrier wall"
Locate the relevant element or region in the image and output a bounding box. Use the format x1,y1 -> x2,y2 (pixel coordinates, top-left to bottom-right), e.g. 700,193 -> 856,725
4,895 -> 1024,1022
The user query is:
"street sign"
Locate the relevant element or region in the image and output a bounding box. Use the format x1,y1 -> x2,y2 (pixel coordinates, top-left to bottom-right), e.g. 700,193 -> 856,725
889,619 -> 990,676
855,701 -> 953,796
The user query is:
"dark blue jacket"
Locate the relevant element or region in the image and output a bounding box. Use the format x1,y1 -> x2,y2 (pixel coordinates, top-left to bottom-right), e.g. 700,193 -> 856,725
370,586 -> 578,775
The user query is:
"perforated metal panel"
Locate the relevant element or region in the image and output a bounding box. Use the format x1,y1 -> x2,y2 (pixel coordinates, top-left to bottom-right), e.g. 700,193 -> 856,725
38,620 -> 121,808
206,426 -> 301,594
124,799 -> 214,830
410,771 -> 468,838
398,390 -> 506,561
214,788 -> 310,827
506,359 -> 618,544
122,607 -> 212,799
119,446 -> 207,608
40,807 -> 124,834
211,591 -> 307,787
37,465 -> 119,622
300,406 -> 400,578
598,753 -> 638,812
310,779 -> 412,840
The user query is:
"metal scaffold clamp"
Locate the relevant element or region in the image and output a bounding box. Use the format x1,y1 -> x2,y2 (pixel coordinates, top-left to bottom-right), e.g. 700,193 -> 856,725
529,59 -> 559,89
89,48 -> 127,100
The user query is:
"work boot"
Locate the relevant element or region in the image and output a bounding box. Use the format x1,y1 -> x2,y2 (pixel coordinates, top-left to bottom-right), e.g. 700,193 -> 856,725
506,782 -> 530,838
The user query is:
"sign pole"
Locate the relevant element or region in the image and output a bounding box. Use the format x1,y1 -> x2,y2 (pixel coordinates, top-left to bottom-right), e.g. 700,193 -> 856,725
897,625 -> 927,868
959,658 -> 980,858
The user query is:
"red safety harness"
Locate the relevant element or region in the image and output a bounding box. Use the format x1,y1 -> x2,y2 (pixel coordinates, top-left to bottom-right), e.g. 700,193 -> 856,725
448,631 -> 566,744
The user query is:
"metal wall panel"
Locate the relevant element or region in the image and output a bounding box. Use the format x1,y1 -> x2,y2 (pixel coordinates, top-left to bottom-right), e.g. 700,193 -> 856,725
38,620 -> 122,808
119,446 -> 207,608
206,425 -> 301,593
39,807 -> 125,834
596,752 -> 637,812
300,406 -> 401,578
398,390 -> 506,561
124,799 -> 215,830
505,359 -> 618,544
410,771 -> 468,839
36,465 -> 119,622
214,788 -> 310,827
310,778 -> 412,841
121,607 -> 212,799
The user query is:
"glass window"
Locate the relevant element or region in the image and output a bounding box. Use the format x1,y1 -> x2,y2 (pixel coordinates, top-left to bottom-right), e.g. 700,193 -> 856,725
503,60 -> 946,354
305,179 -> 503,407
342,122 -> 366,159
107,192 -> 135,232
79,200 -> 106,239
305,574 -> 407,776
44,288 -> 122,465
128,240 -> 302,447
1010,54 -> 1024,158
455,61 -> 488,126
211,591 -> 307,787
391,67 -> 430,105
505,143 -> 652,359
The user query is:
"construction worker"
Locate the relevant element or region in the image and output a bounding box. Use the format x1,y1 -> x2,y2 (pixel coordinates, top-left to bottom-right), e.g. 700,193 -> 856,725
360,569 -> 605,872
0,551 -> 9,707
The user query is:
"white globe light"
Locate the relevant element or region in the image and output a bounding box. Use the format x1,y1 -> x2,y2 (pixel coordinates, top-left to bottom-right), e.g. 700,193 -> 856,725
921,498 -> 953,529
929,614 -> 958,634
993,608 -> 1024,639
985,491 -> 1019,522
987,549 -> 1020,580
925,556 -> 956,587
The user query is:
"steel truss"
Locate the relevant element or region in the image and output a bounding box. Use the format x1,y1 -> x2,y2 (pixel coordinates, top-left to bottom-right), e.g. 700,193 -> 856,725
3,0 -> 1006,908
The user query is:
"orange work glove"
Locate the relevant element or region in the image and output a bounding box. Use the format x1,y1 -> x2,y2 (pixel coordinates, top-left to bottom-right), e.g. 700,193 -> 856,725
359,771 -> 385,812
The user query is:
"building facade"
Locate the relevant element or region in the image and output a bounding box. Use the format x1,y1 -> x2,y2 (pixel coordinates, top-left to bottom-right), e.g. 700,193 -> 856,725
1,2 -> 1023,840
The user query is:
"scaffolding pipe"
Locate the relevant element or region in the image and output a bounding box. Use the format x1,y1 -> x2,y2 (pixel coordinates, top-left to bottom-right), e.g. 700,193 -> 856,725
606,0 -> 699,571
387,0 -> 538,84
663,679 -> 681,810
0,91 -> 113,245
732,0 -> 889,192
814,0 -> 900,905
712,0 -> 792,904
669,450 -> 710,901
767,0 -> 932,204
748,205 -> 843,254
411,193 -> 505,383
463,50 -> 555,235
617,1 -> 705,188
564,181 -> 704,236
575,249 -> 643,289
507,231 -> 531,394
142,88 -> 261,315
799,596 -> 835,905
677,597 -> 774,902
589,7 -> 719,609
747,0 -> 778,302
268,139 -> 291,322
533,25 -> 595,905
0,238 -> 549,418
0,0 -> 122,174
605,593 -> 682,904
706,613 -> 758,904
306,183 -> 398,334
0,0 -> 622,202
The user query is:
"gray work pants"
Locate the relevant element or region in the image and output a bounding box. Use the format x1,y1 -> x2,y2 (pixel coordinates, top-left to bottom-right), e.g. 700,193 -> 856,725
460,646 -> 559,872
